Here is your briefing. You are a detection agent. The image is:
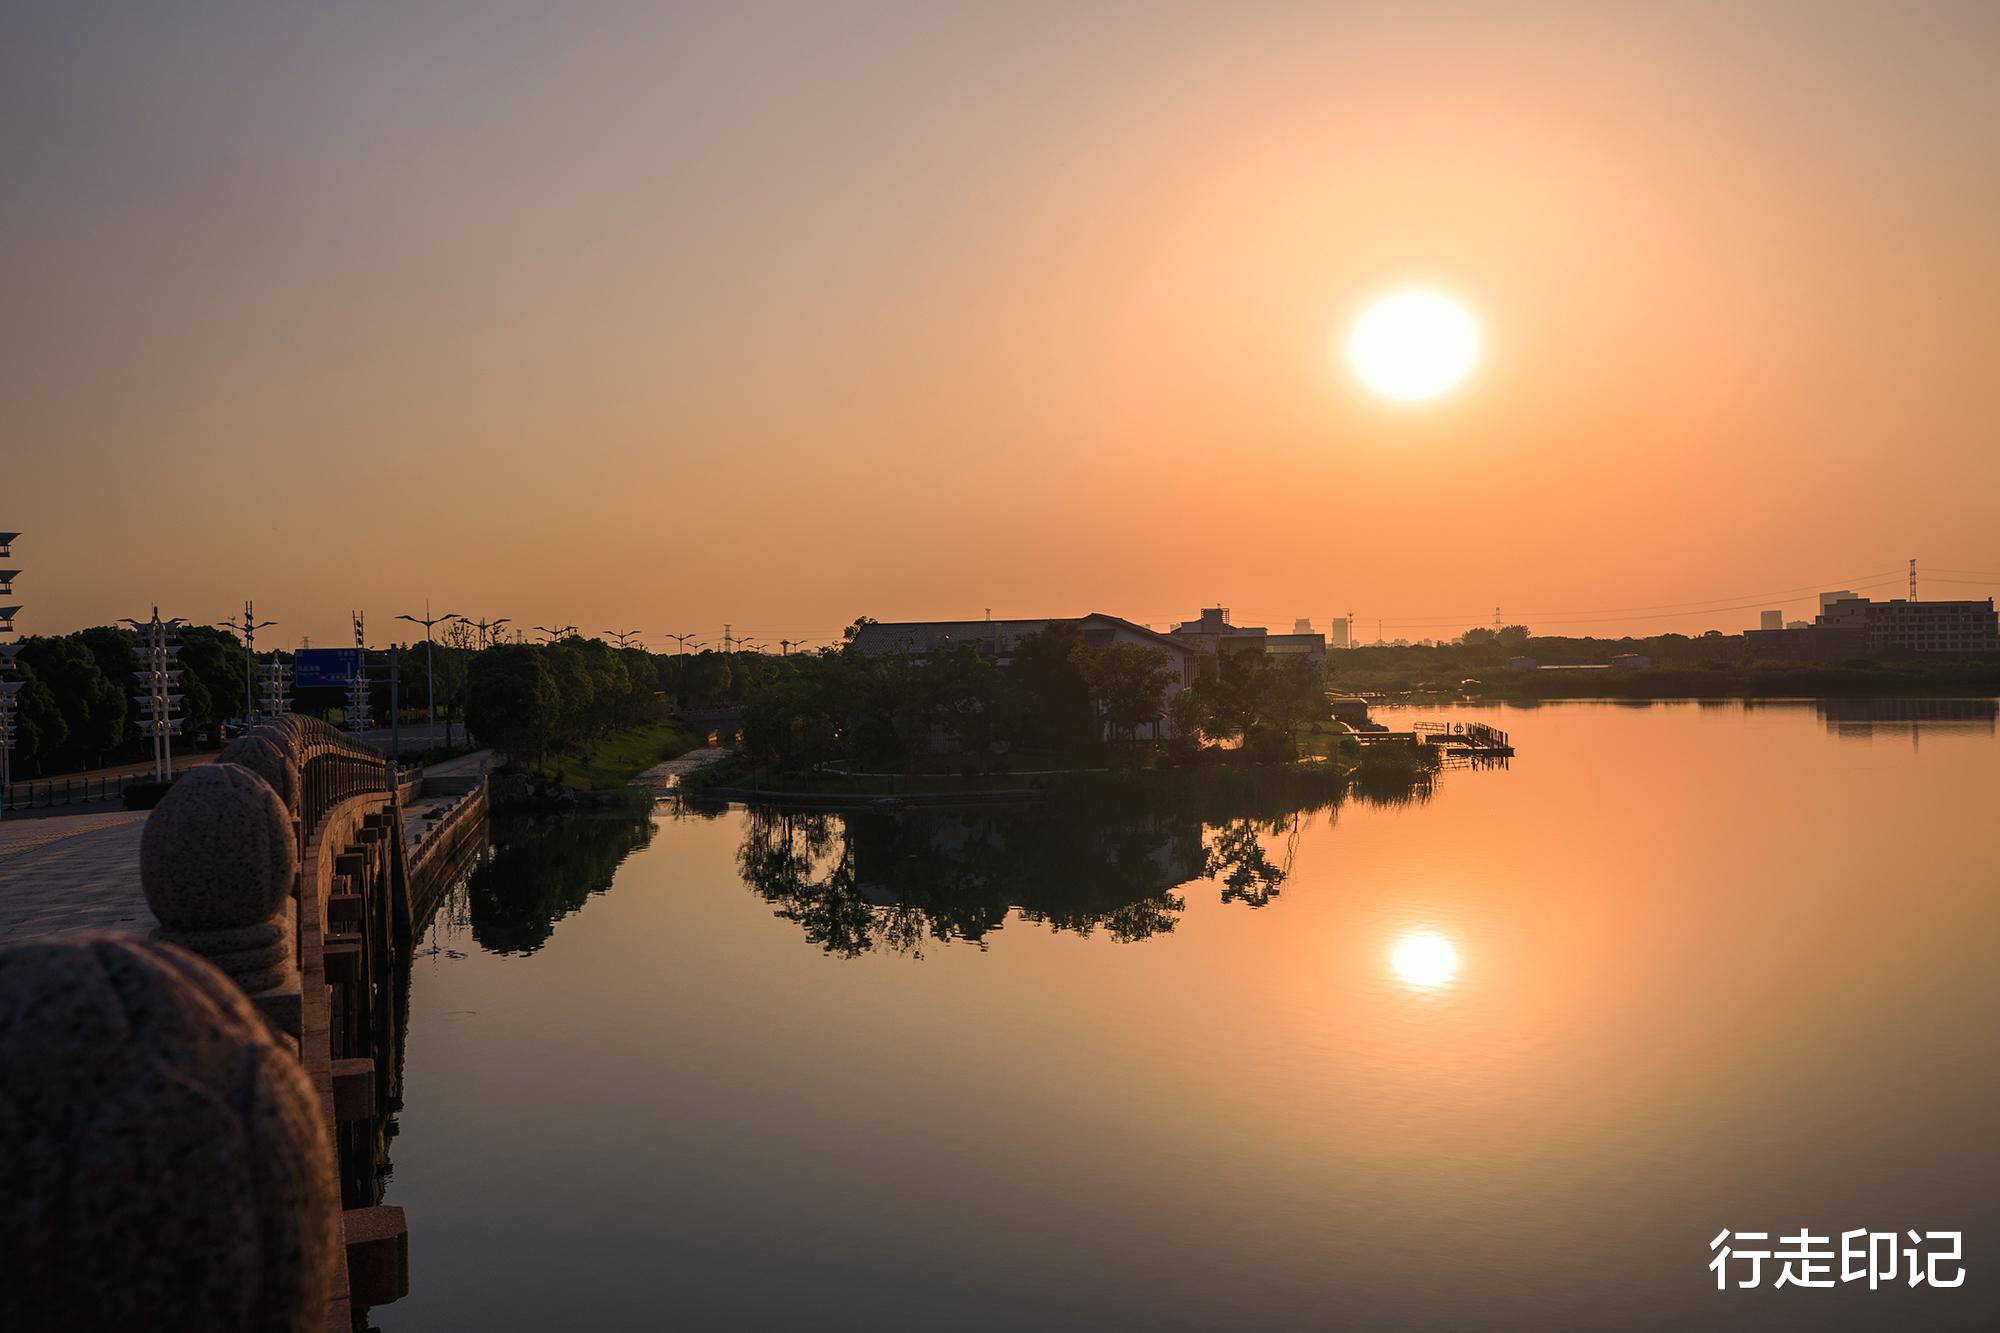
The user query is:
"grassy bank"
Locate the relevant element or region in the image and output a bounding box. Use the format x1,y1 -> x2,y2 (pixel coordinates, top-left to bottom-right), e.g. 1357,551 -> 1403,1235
524,717 -> 703,791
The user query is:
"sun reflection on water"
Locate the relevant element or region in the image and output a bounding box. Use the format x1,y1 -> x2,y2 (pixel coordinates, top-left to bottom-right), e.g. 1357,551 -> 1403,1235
1390,929 -> 1461,990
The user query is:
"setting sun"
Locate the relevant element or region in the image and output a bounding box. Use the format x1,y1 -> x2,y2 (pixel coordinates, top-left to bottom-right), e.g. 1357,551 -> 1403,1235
1344,289 -> 1482,404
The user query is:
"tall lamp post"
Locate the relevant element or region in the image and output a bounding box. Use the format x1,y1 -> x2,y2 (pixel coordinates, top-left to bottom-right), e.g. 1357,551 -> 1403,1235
662,631 -> 703,706
396,602 -> 460,745
464,615 -> 510,648
605,628 -> 644,649
532,623 -> 577,643
217,601 -> 277,725
122,609 -> 186,782
0,532 -> 21,816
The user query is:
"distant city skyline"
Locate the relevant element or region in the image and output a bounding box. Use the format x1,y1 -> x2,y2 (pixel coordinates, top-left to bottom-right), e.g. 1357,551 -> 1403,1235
7,3 -> 1999,641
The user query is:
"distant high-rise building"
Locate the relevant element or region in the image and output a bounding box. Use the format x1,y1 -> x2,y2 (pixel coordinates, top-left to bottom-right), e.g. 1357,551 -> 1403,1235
1329,617 -> 1351,649
1760,609 -> 1783,631
1818,590 -> 1858,617
1293,617 -> 1314,634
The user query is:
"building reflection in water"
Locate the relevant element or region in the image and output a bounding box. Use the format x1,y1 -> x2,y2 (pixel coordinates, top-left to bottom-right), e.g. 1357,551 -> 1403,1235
1816,696 -> 1997,743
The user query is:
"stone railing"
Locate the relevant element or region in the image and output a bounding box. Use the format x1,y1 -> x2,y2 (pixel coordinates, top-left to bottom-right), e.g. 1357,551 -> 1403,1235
134,715 -> 395,1014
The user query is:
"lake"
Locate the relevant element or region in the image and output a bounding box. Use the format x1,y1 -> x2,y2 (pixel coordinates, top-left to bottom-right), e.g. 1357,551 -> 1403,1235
377,700 -> 1999,1330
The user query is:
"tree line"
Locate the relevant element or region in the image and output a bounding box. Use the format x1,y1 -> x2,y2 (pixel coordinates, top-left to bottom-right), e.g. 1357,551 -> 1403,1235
736,620 -> 1329,774
4,625 -> 250,776
463,636 -> 664,762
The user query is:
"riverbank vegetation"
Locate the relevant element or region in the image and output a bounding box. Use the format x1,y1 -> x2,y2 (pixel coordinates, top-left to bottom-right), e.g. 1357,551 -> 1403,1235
1329,630 -> 2000,699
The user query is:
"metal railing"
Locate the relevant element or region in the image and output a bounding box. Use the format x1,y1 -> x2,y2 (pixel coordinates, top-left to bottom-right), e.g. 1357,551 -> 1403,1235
2,773 -> 148,812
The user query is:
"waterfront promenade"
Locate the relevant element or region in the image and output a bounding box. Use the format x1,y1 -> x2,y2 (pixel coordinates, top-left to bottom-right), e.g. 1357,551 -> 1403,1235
0,750 -> 492,944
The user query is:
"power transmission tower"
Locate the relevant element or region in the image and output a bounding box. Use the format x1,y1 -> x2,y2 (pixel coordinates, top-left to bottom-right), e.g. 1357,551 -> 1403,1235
218,601 -> 278,723
1909,558 -> 1917,601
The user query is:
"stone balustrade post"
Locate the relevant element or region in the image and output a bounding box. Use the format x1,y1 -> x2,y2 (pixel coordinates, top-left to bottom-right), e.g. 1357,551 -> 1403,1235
139,762 -> 299,998
0,935 -> 339,1331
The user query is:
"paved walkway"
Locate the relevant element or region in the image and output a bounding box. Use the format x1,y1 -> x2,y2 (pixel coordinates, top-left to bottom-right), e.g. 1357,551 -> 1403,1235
1,751 -> 496,945
0,810 -> 155,940
636,747 -> 732,787
399,750 -> 492,847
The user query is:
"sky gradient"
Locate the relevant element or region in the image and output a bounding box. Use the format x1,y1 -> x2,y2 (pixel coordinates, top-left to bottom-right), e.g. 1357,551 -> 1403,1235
6,1 -> 1999,647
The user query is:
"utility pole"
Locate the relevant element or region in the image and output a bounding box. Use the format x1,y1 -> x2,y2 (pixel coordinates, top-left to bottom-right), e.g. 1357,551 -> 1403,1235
396,601 -> 460,745
218,601 -> 277,724
390,647 -> 401,762
0,532 -> 21,816
122,608 -> 186,782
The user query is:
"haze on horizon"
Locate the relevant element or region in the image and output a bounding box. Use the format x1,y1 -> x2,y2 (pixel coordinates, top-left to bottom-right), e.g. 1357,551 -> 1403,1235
6,0 -> 1999,648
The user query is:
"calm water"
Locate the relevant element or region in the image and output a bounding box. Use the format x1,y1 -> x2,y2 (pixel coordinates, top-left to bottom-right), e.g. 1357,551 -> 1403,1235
380,701 -> 1999,1330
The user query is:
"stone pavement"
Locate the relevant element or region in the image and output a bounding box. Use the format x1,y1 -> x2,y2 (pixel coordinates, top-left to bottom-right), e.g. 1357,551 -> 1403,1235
1,751 -> 497,945
398,751 -> 491,846
0,810 -> 155,940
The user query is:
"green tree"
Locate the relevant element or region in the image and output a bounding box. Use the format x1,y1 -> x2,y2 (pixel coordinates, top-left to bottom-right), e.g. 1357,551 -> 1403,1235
15,635 -> 124,768
1073,641 -> 1175,743
6,666 -> 67,775
1010,622 -> 1094,749
465,644 -> 560,762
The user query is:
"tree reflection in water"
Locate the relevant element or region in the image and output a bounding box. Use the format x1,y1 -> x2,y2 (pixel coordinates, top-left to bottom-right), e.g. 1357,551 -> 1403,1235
456,763 -> 1438,960
706,763 -> 1436,958
464,808 -> 658,954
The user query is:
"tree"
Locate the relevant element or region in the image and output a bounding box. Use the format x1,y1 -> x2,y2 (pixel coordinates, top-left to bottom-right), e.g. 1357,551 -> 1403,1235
464,644 -> 560,762
1073,641 -> 1175,742
1010,622 -> 1094,750
5,665 -> 66,775
175,626 -> 246,736
15,635 -> 124,769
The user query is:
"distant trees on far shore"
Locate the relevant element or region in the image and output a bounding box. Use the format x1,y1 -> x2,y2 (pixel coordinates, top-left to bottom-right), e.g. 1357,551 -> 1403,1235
729,624 -> 1333,775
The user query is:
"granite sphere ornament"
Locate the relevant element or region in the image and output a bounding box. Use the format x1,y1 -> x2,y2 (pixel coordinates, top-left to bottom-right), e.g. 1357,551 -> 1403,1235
0,934 -> 339,1332
140,763 -> 295,934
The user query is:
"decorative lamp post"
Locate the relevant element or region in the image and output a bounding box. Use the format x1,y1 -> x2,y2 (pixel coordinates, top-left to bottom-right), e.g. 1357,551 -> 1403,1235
122,608 -> 187,782
0,532 -> 20,815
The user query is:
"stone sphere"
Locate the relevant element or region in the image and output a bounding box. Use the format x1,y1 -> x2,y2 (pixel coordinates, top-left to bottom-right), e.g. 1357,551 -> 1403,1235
0,935 -> 339,1332
217,735 -> 300,812
141,763 -> 296,933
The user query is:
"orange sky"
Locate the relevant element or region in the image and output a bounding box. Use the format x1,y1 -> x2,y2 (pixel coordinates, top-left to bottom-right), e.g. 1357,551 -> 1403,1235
6,1 -> 1999,648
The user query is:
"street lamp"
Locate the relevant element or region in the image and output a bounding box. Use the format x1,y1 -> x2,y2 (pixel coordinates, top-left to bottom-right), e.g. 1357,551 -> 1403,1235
661,632 -> 704,706
464,615 -> 510,648
121,608 -> 187,781
605,628 -> 644,650
217,601 -> 277,725
532,624 -> 577,643
396,601 -> 461,745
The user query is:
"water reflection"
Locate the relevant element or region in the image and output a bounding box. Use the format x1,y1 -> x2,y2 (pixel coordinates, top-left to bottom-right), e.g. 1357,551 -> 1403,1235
1815,696 -> 1997,741
696,763 -> 1440,958
1390,929 -> 1460,989
463,809 -> 657,954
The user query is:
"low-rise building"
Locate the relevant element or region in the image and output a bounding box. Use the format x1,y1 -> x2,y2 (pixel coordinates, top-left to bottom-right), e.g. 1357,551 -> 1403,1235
849,612 -> 1201,738
1746,594 -> 1997,660
1169,607 -> 1326,667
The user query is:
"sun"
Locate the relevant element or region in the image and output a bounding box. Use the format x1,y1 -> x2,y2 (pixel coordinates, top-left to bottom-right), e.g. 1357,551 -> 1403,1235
1390,930 -> 1461,989
1343,288 -> 1482,404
